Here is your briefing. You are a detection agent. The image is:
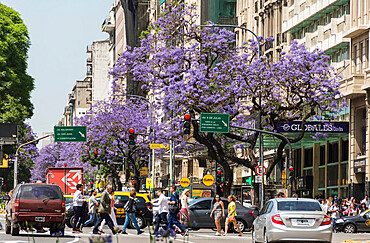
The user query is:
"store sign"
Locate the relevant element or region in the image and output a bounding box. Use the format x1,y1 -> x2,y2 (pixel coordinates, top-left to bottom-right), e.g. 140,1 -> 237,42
276,121 -> 349,133
354,158 -> 366,174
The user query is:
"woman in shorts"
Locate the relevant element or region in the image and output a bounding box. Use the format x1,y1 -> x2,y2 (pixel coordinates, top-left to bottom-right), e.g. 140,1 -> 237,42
210,194 -> 225,236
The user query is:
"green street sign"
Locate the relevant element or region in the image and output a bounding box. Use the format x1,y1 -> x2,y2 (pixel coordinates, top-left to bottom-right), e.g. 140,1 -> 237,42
200,113 -> 230,133
54,126 -> 87,142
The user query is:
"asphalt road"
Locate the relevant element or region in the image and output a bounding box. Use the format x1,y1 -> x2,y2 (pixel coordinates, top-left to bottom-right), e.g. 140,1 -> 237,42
0,216 -> 369,243
0,228 -> 369,243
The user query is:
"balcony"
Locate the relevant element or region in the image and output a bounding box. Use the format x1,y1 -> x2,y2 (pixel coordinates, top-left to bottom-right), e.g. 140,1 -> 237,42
86,70 -> 92,76
87,58 -> 92,65
102,17 -> 115,33
340,74 -> 366,98
86,45 -> 92,53
332,59 -> 351,79
68,93 -> 75,104
86,96 -> 92,104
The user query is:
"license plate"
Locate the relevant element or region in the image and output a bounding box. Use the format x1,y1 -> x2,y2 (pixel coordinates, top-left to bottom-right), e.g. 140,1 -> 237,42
35,217 -> 45,222
292,219 -> 311,226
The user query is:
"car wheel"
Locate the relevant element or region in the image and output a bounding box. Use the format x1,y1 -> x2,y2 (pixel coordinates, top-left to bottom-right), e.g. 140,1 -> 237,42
5,219 -> 11,234
11,222 -> 19,236
343,223 -> 356,233
234,219 -> 246,233
130,215 -> 145,229
68,215 -> 75,228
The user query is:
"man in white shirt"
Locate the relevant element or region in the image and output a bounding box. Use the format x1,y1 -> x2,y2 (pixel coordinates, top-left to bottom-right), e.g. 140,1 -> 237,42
328,200 -> 341,232
72,184 -> 86,233
153,189 -> 169,234
361,195 -> 370,208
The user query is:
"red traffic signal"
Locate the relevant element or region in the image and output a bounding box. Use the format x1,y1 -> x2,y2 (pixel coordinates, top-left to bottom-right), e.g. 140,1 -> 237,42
94,151 -> 98,155
289,166 -> 294,171
133,180 -> 137,184
128,128 -> 135,134
217,170 -> 221,175
64,163 -> 67,167
184,114 -> 191,120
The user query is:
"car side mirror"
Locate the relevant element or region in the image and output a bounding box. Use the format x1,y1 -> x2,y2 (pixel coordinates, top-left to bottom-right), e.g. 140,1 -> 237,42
3,195 -> 10,201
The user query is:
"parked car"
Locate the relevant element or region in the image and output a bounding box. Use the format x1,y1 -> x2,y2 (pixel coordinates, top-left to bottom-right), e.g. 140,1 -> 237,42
63,195 -> 74,205
65,191 -> 152,229
334,209 -> 370,233
187,197 -> 257,232
252,198 -> 332,243
4,183 -> 66,236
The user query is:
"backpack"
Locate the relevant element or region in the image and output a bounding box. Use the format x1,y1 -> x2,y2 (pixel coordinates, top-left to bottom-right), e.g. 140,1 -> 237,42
169,196 -> 180,214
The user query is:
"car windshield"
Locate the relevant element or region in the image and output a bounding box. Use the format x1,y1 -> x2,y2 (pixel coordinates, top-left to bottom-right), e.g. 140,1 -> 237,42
277,201 -> 322,211
65,197 -> 73,204
20,185 -> 63,200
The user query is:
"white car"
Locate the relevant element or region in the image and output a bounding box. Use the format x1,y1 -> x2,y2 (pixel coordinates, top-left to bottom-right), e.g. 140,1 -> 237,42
252,198 -> 332,243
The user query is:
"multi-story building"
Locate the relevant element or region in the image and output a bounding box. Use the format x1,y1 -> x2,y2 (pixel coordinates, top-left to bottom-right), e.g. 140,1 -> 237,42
342,0 -> 370,198
86,41 -> 111,104
235,0 -> 370,199
58,79 -> 92,126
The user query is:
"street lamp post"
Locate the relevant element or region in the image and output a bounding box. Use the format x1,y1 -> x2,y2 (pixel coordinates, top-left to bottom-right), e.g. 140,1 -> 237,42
14,134 -> 53,188
122,94 -> 155,187
199,24 -> 264,208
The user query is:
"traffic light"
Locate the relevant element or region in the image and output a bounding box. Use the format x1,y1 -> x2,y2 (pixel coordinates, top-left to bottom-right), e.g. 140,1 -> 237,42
184,113 -> 191,135
289,166 -> 294,182
216,170 -> 221,183
93,151 -> 98,159
245,176 -> 253,185
128,128 -> 135,145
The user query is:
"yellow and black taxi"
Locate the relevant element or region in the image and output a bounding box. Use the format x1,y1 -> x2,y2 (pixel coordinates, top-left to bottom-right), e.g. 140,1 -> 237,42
65,191 -> 152,229
334,209 -> 370,233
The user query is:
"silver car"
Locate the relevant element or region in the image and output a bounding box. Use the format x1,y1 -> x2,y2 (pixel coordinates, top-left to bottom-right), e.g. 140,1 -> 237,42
252,198 -> 332,243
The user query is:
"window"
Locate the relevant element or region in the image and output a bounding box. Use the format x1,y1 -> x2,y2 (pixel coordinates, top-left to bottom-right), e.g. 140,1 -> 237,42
20,185 -> 63,200
341,46 -> 349,60
114,195 -> 129,204
341,140 -> 349,161
277,201 -> 322,211
260,201 -> 270,214
343,3 -> 349,15
194,200 -> 211,210
320,145 -> 325,165
341,163 -> 348,185
328,142 -> 339,163
78,101 -> 80,105
327,164 -> 338,186
304,148 -> 313,167
319,167 -> 325,188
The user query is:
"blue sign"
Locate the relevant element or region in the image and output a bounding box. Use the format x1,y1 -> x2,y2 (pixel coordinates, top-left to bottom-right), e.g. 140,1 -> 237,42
276,121 -> 349,133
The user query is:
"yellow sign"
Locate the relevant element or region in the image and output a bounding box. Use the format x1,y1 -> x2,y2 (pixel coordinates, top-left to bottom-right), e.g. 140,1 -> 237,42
180,177 -> 190,188
0,154 -> 8,168
146,178 -> 153,189
140,167 -> 149,176
202,174 -> 215,186
282,170 -> 286,185
150,143 -> 169,150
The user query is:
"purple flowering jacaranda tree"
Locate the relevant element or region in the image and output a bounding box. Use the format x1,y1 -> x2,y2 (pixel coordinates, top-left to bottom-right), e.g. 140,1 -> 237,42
112,2 -> 347,197
77,98 -> 152,191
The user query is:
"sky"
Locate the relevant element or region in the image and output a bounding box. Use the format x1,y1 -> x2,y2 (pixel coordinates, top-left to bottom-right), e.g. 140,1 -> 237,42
1,0 -> 113,138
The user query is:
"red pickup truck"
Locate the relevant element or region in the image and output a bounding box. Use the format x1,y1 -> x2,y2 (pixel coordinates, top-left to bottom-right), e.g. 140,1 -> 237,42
4,183 -> 66,236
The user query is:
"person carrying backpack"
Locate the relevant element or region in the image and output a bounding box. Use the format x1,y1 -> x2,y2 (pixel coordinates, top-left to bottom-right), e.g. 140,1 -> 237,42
167,186 -> 187,236
121,189 -> 144,235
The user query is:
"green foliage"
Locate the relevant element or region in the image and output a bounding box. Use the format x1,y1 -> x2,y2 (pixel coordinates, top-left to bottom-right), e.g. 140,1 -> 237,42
0,3 -> 34,124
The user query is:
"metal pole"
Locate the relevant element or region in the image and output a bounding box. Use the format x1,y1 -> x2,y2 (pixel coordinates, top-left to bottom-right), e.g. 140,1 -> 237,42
215,159 -> 218,197
169,139 -> 173,186
199,24 -> 263,207
14,134 -> 53,188
152,149 -> 155,187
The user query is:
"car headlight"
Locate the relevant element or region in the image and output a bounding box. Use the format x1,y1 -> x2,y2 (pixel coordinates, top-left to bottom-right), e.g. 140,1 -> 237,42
335,219 -> 344,223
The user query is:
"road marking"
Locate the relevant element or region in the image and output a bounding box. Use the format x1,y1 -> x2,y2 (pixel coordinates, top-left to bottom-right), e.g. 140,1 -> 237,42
66,236 -> 79,243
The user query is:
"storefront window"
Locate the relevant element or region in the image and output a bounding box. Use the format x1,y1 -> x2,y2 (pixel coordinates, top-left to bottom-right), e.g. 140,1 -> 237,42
341,163 -> 348,185
294,149 -> 302,177
304,148 -> 313,167
319,167 -> 325,188
320,145 -> 325,166
328,142 -> 338,163
327,188 -> 338,197
340,187 -> 348,198
327,164 -> 338,186
341,140 -> 349,161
